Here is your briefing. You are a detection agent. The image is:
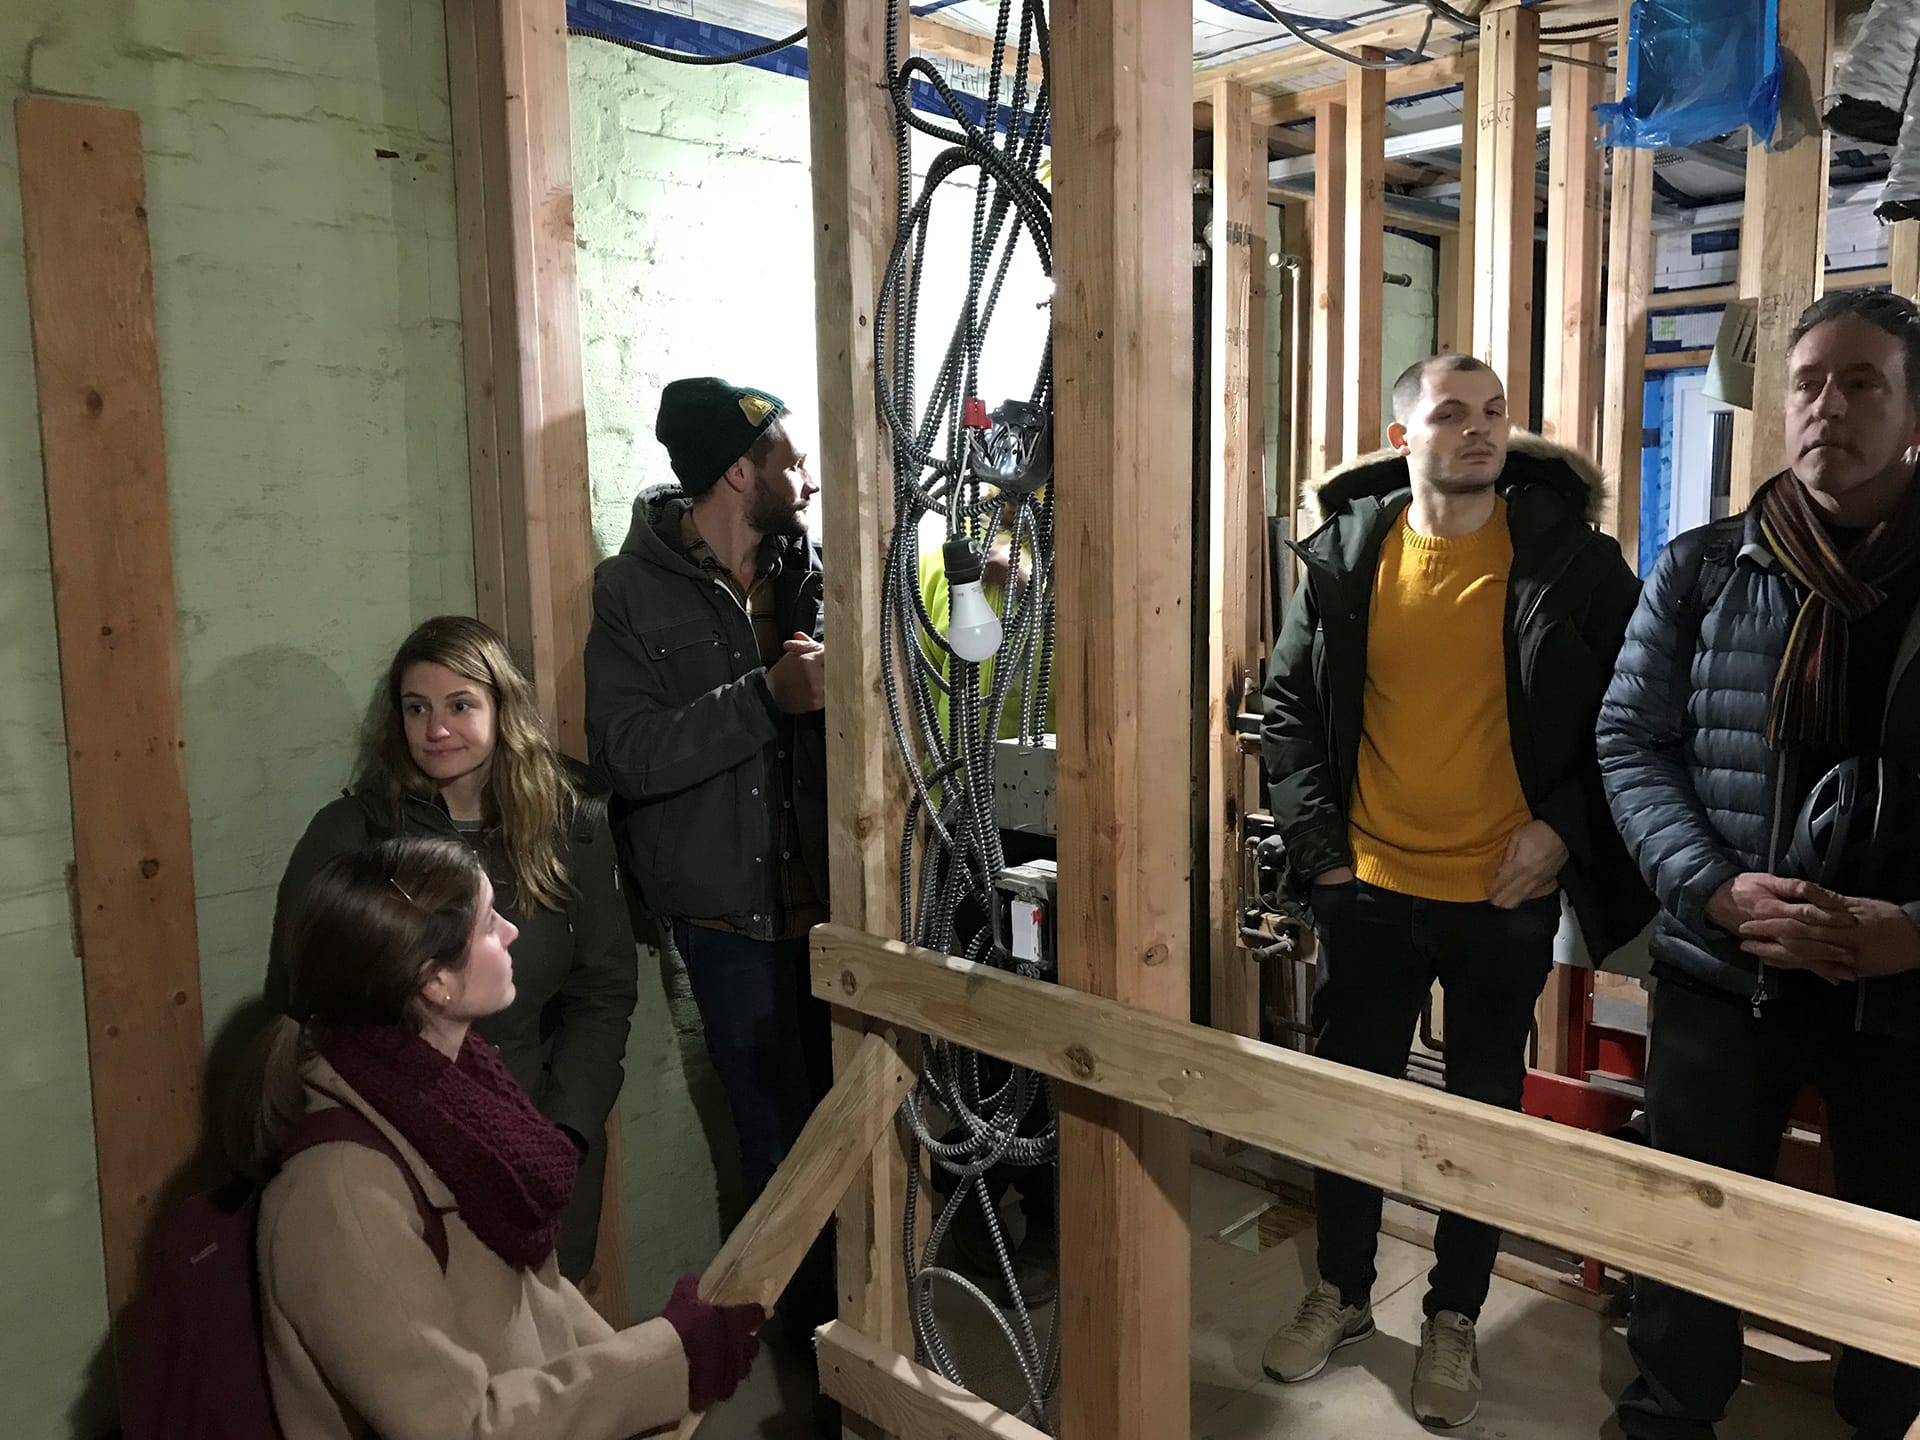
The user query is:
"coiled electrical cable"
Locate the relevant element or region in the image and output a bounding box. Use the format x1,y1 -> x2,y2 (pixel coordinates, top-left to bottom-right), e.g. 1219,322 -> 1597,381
875,0 -> 1061,1426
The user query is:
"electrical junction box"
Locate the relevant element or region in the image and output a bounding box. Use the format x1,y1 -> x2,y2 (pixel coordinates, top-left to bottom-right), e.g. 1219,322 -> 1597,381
993,735 -> 1056,837
993,859 -> 1057,974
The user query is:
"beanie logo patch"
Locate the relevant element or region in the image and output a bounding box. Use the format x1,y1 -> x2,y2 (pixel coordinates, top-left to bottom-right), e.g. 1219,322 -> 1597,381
738,393 -> 776,426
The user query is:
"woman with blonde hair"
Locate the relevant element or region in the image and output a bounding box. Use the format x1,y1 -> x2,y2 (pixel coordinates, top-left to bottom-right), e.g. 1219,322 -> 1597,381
266,615 -> 635,1278
253,836 -> 759,1438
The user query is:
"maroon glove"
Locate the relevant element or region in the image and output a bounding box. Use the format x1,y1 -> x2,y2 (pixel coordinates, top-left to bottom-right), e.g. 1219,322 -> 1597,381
660,1273 -> 764,1410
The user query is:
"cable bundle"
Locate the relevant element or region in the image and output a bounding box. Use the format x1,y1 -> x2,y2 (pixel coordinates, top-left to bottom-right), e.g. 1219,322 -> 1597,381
874,0 -> 1061,1424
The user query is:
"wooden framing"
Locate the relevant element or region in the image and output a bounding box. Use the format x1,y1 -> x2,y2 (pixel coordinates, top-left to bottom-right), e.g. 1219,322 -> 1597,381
674,1032 -> 915,1438
1207,80 -> 1264,1041
1051,1 -> 1194,1432
16,96 -> 209,1344
1472,4 -> 1542,427
1542,44 -> 1606,455
1194,10 -> 1469,94
1254,53 -> 1471,127
804,0 -> 916,1421
1646,348 -> 1714,372
813,925 -> 1920,1368
818,1323 -> 1050,1440
1452,65 -> 1479,354
444,0 -> 628,1326
1599,0 -> 1651,563
1894,224 -> 1920,302
1308,99 -> 1347,478
1734,0 -> 1832,510
1342,56 -> 1387,458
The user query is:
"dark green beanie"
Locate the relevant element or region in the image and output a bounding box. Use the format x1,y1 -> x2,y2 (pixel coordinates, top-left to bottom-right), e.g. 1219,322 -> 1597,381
655,377 -> 789,496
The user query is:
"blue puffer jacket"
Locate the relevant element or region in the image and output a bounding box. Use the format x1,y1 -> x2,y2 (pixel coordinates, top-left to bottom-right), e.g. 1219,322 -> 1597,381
1597,505 -> 1920,1038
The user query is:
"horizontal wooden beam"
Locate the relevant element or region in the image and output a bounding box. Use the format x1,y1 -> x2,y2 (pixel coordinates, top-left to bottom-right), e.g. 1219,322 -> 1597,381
1193,10 -> 1469,94
1645,348 -> 1713,372
817,1322 -> 1051,1440
915,12 -> 1044,85
1236,52 -> 1472,127
810,923 -> 1920,1367
672,1030 -> 916,1438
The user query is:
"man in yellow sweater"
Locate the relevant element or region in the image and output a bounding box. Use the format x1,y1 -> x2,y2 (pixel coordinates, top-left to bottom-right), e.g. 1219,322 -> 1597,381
1259,354 -> 1652,1427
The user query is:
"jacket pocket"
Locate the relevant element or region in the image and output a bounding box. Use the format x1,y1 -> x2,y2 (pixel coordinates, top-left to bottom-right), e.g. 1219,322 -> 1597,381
637,617 -> 732,692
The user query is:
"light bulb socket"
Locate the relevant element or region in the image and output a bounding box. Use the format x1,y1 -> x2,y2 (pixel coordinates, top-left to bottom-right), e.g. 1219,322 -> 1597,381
943,538 -> 985,586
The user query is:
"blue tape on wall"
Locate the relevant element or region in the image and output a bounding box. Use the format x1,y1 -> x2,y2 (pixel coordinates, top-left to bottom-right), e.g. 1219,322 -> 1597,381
567,0 -> 1010,133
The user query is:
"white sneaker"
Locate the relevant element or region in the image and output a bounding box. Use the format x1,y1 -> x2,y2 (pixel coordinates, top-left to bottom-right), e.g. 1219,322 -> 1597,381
1411,1311 -> 1482,1428
1261,1281 -> 1375,1383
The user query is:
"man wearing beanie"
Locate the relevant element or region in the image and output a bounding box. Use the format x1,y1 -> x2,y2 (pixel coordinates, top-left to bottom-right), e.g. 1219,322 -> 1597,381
585,377 -> 836,1418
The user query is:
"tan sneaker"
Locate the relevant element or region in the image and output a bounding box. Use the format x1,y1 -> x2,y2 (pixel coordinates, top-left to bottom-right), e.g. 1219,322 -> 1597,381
1411,1311 -> 1482,1428
1261,1281 -> 1375,1383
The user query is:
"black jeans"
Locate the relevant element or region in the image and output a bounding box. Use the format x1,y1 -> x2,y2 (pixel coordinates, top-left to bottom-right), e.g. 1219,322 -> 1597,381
674,921 -> 837,1337
1309,879 -> 1558,1320
1617,976 -> 1920,1440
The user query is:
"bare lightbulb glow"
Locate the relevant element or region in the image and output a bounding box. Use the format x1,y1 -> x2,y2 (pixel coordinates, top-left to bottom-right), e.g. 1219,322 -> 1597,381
947,577 -> 1003,663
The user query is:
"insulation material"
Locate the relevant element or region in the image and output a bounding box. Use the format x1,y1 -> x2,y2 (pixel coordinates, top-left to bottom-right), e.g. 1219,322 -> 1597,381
1882,88 -> 1920,220
1826,0 -> 1920,145
1596,0 -> 1783,150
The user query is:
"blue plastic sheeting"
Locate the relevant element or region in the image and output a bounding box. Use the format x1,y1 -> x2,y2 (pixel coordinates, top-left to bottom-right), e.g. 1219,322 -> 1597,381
1596,0 -> 1782,151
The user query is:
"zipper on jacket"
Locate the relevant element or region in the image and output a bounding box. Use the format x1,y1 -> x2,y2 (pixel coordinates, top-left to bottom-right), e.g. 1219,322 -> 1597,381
1751,751 -> 1793,1016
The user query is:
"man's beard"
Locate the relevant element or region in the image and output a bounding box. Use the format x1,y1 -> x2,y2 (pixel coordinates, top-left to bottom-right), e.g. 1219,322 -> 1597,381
748,474 -> 808,537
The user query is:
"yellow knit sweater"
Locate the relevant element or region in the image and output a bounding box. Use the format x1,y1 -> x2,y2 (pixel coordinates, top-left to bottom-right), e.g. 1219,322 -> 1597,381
1348,500 -> 1532,902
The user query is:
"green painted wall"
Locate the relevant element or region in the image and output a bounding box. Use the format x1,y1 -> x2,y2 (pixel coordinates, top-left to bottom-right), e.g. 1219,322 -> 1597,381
0,3 -> 471,1433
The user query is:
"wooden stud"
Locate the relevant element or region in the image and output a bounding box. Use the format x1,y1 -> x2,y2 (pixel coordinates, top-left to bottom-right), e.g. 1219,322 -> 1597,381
446,0 -> 626,1325
815,924 -> 1920,1369
1343,55 -> 1387,458
1893,224 -> 1920,302
1436,231 -> 1461,352
15,95 -> 209,1349
818,1322 -> 1051,1440
1287,202 -> 1315,526
1727,133 -> 1768,491
673,1032 -> 917,1438
1543,44 -> 1606,456
1454,66 -> 1480,353
1736,0 -> 1832,510
1208,81 -> 1262,1041
1599,1 -> 1652,567
1309,100 -> 1347,477
1052,0 -> 1194,1432
804,0 -> 916,1417
1472,4 -> 1541,427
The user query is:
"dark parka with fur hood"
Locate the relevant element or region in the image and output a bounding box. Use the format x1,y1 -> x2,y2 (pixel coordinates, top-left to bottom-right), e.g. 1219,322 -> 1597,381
1260,433 -> 1658,962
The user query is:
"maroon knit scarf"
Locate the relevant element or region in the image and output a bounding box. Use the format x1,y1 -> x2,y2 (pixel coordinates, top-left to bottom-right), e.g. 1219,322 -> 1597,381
1757,471 -> 1920,750
311,1023 -> 578,1270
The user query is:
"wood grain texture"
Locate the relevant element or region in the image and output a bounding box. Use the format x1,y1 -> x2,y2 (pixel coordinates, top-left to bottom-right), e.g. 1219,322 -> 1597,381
1052,1 -> 1195,1434
1343,57 -> 1386,458
673,1033 -> 917,1438
812,925 -> 1920,1367
1472,4 -> 1541,427
805,0 -> 915,1424
1737,0 -> 1831,509
817,1322 -> 1051,1440
1542,43 -> 1605,456
1309,100 -> 1347,477
1251,53 -> 1472,126
16,95 -> 209,1339
1195,10 -> 1465,93
1598,0 -> 1651,566
1208,80 -> 1262,1041
1893,225 -> 1920,302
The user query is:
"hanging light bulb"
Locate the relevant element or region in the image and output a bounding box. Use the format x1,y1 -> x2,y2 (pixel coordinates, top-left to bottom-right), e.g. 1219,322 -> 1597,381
943,538 -> 1003,664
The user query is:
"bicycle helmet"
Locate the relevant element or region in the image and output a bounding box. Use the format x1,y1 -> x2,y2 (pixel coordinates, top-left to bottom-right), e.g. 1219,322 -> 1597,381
1784,755 -> 1920,902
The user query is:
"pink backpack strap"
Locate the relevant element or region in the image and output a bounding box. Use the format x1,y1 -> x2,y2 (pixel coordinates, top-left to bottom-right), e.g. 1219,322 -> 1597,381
283,1106 -> 450,1270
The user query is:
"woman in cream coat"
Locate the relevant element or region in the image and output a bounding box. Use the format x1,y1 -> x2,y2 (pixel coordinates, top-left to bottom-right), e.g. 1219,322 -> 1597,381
246,835 -> 760,1439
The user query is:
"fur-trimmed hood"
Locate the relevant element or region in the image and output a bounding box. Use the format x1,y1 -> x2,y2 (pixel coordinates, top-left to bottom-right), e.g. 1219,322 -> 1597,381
1303,430 -> 1607,531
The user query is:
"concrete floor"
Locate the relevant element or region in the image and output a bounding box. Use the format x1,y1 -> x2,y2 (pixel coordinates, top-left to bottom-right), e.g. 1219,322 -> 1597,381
698,1165 -> 1850,1440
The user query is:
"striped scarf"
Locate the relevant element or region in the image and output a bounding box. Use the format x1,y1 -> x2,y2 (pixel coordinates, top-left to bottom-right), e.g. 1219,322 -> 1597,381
1757,471 -> 1920,749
